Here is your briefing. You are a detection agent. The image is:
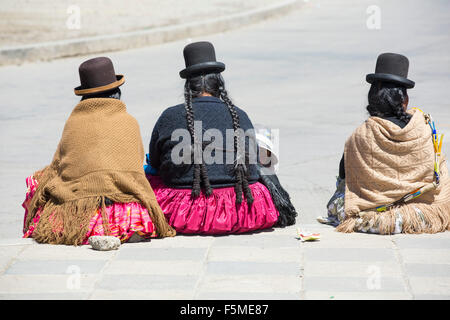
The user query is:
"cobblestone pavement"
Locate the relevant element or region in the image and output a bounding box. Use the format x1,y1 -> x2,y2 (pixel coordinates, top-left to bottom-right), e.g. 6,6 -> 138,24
0,0 -> 449,299
1,226 -> 449,299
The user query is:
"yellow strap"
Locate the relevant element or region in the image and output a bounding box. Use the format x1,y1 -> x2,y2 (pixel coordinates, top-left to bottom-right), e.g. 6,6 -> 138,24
412,107 -> 425,114
438,134 -> 444,153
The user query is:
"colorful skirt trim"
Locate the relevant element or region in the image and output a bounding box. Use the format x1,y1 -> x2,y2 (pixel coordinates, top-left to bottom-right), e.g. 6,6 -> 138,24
147,175 -> 279,235
22,175 -> 157,244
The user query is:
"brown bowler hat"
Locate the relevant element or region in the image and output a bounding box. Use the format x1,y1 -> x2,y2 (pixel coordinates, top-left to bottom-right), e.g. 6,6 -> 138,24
74,57 -> 125,96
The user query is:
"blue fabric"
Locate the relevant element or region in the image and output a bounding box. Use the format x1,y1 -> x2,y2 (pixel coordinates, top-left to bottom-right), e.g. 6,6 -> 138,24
144,153 -> 158,175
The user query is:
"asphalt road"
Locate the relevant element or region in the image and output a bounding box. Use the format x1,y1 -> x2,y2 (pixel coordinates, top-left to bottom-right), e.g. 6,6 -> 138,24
0,0 -> 449,238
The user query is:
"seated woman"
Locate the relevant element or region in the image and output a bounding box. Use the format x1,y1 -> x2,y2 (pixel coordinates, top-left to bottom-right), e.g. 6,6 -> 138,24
147,41 -> 292,234
319,53 -> 449,234
22,57 -> 176,245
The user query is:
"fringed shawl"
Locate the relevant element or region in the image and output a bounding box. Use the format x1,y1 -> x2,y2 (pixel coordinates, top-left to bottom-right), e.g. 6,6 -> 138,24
338,108 -> 450,234
25,98 -> 176,244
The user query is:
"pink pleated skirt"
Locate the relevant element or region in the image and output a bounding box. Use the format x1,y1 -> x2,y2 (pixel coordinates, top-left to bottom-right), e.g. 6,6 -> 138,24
147,175 -> 279,235
22,175 -> 157,244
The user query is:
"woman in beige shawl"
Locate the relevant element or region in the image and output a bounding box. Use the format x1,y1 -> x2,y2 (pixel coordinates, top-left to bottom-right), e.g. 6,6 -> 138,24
319,53 -> 449,234
22,57 -> 175,245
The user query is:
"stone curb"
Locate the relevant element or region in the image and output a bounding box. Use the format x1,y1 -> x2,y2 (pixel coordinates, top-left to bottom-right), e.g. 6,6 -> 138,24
0,0 -> 302,66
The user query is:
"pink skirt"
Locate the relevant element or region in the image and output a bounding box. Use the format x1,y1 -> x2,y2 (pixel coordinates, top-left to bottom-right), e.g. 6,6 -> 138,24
147,175 -> 279,235
22,175 -> 157,244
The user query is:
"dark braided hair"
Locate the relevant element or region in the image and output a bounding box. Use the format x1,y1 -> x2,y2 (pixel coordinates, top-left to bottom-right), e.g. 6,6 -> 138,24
184,81 -> 212,198
81,88 -> 121,101
184,73 -> 254,205
217,81 -> 254,205
366,81 -> 411,123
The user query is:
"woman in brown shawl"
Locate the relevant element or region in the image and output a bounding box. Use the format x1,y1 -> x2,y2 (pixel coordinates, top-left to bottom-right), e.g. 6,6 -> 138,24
319,53 -> 450,234
22,57 -> 175,245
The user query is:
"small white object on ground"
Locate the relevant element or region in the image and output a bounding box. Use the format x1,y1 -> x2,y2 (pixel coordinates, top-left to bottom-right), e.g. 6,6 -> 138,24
88,236 -> 121,251
316,216 -> 329,224
296,228 -> 321,242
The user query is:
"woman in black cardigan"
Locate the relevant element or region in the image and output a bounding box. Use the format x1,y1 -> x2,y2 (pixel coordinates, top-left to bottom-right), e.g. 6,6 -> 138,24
146,41 -> 283,235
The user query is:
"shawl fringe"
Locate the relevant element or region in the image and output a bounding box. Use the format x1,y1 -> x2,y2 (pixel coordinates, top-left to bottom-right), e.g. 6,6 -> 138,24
336,200 -> 450,234
27,167 -> 176,245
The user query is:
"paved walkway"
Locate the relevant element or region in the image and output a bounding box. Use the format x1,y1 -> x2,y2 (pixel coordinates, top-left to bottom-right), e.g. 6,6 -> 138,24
1,225 -> 449,299
0,0 -> 449,299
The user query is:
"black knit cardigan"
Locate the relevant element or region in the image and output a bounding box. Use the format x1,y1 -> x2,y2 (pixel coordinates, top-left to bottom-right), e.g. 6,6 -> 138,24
149,96 -> 259,188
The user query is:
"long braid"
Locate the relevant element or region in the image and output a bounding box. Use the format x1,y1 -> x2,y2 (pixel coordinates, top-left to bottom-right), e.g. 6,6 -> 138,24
241,151 -> 254,204
234,162 -> 244,203
220,86 -> 244,203
184,82 -> 202,198
184,80 -> 213,198
197,77 -> 213,197
218,76 -> 254,205
200,160 -> 213,196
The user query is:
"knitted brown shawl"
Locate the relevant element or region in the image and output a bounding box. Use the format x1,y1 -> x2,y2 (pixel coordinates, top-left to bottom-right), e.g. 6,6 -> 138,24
26,98 -> 176,244
338,108 -> 450,234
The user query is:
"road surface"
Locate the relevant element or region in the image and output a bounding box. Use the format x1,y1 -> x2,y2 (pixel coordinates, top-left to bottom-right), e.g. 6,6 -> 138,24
0,0 -> 449,300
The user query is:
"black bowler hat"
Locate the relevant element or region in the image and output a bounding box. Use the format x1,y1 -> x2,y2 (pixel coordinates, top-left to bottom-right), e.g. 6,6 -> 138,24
366,53 -> 415,89
74,57 -> 125,96
179,41 -> 225,79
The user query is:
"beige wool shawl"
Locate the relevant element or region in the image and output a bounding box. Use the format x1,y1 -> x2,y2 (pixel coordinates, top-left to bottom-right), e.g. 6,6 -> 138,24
339,108 -> 450,234
26,98 -> 176,244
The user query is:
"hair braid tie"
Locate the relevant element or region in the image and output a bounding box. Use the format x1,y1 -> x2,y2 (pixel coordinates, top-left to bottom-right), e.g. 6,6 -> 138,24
192,164 -> 201,198
235,166 -> 244,204
242,153 -> 254,205
200,163 -> 213,197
